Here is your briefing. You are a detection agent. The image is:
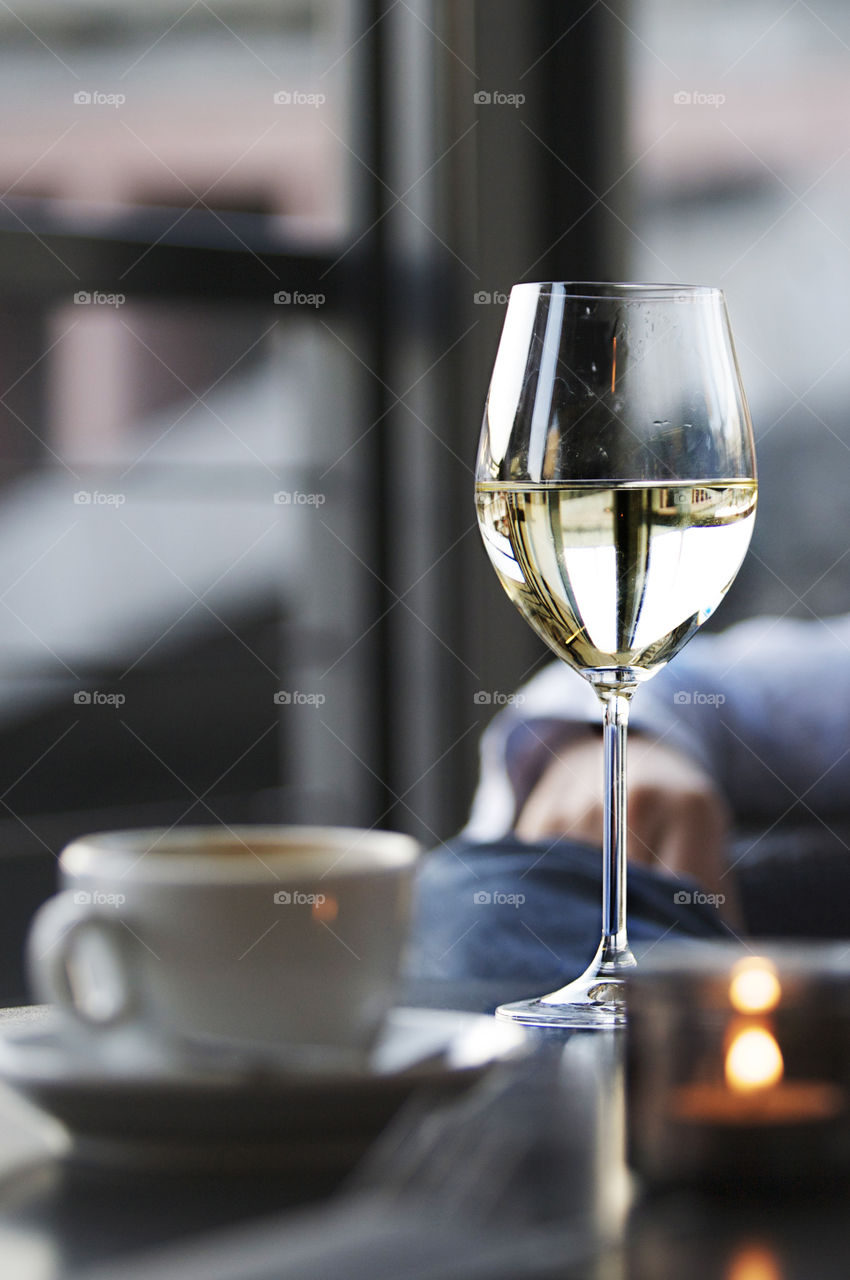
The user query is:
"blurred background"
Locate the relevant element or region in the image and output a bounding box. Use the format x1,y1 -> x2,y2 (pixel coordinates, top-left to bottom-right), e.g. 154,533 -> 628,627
0,0 -> 847,996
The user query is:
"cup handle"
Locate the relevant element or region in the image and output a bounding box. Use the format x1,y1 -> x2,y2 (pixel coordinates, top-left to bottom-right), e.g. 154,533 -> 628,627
27,891 -> 141,1028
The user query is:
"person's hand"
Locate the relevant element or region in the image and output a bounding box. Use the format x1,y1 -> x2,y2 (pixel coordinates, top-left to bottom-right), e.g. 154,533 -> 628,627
515,731 -> 737,920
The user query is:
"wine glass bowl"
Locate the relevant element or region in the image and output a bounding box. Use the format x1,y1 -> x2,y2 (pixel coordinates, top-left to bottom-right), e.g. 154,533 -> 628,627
475,283 -> 757,1028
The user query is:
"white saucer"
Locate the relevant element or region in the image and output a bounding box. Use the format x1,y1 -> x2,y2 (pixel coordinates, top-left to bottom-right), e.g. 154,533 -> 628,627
0,1007 -> 528,1174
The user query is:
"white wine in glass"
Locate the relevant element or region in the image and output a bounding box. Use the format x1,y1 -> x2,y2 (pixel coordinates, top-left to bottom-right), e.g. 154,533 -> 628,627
475,284 -> 757,1029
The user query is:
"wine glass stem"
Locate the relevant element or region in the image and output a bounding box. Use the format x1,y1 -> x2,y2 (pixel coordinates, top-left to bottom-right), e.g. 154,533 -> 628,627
597,687 -> 637,976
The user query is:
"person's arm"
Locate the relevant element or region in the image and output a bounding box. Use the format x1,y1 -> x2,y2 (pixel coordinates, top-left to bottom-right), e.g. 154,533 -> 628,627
464,661 -> 600,841
467,613 -> 850,840
515,730 -> 733,908
465,646 -> 714,841
636,614 -> 850,821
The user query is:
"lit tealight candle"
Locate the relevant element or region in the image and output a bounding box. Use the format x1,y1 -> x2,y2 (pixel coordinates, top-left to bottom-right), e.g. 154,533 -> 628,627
725,1243 -> 784,1280
725,1026 -> 784,1093
672,965 -> 842,1126
627,941 -> 850,1187
728,957 -> 782,1016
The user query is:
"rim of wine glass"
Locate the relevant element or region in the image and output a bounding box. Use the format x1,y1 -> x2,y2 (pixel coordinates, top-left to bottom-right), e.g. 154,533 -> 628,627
512,281 -> 722,302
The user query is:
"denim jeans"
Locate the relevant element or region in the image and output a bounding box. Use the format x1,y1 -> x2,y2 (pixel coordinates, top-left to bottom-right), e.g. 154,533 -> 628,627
406,829 -> 850,987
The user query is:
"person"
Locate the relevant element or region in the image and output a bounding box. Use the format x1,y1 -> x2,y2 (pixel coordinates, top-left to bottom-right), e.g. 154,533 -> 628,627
408,614 -> 850,985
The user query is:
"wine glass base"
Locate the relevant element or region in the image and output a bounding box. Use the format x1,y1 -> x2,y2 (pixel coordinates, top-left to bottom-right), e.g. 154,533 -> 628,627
495,973 -> 627,1030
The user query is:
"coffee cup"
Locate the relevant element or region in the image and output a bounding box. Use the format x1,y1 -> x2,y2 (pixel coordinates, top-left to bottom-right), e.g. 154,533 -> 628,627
26,825 -> 419,1073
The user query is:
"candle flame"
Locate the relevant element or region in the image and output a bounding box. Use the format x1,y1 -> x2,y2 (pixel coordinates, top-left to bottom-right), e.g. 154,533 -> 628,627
726,1243 -> 784,1280
729,958 -> 781,1014
311,894 -> 338,923
725,1026 -> 784,1093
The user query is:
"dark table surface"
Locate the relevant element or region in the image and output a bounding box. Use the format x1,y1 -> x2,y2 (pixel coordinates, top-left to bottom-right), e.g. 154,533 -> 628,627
0,983 -> 848,1280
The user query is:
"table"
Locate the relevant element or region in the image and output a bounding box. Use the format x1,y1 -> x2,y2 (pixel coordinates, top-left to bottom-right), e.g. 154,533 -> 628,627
0,987 -> 848,1280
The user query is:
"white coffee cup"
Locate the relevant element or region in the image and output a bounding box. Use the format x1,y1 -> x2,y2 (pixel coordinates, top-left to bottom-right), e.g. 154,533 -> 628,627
27,826 -> 419,1072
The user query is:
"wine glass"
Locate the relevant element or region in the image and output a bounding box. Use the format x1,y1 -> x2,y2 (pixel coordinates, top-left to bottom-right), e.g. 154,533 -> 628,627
475,282 -> 757,1028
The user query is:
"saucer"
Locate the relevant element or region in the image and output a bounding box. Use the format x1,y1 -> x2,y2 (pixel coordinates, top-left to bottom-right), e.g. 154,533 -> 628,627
0,1007 -> 529,1174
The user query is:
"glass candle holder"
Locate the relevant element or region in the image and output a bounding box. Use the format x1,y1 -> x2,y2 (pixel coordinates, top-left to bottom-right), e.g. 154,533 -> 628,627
626,941 -> 850,1191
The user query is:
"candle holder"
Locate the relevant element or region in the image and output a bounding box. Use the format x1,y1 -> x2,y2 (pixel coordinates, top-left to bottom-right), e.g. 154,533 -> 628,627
626,941 -> 850,1190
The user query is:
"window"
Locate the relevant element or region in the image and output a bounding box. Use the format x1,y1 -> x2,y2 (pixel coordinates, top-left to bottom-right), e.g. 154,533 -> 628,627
629,0 -> 850,621
0,1 -> 631,1000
